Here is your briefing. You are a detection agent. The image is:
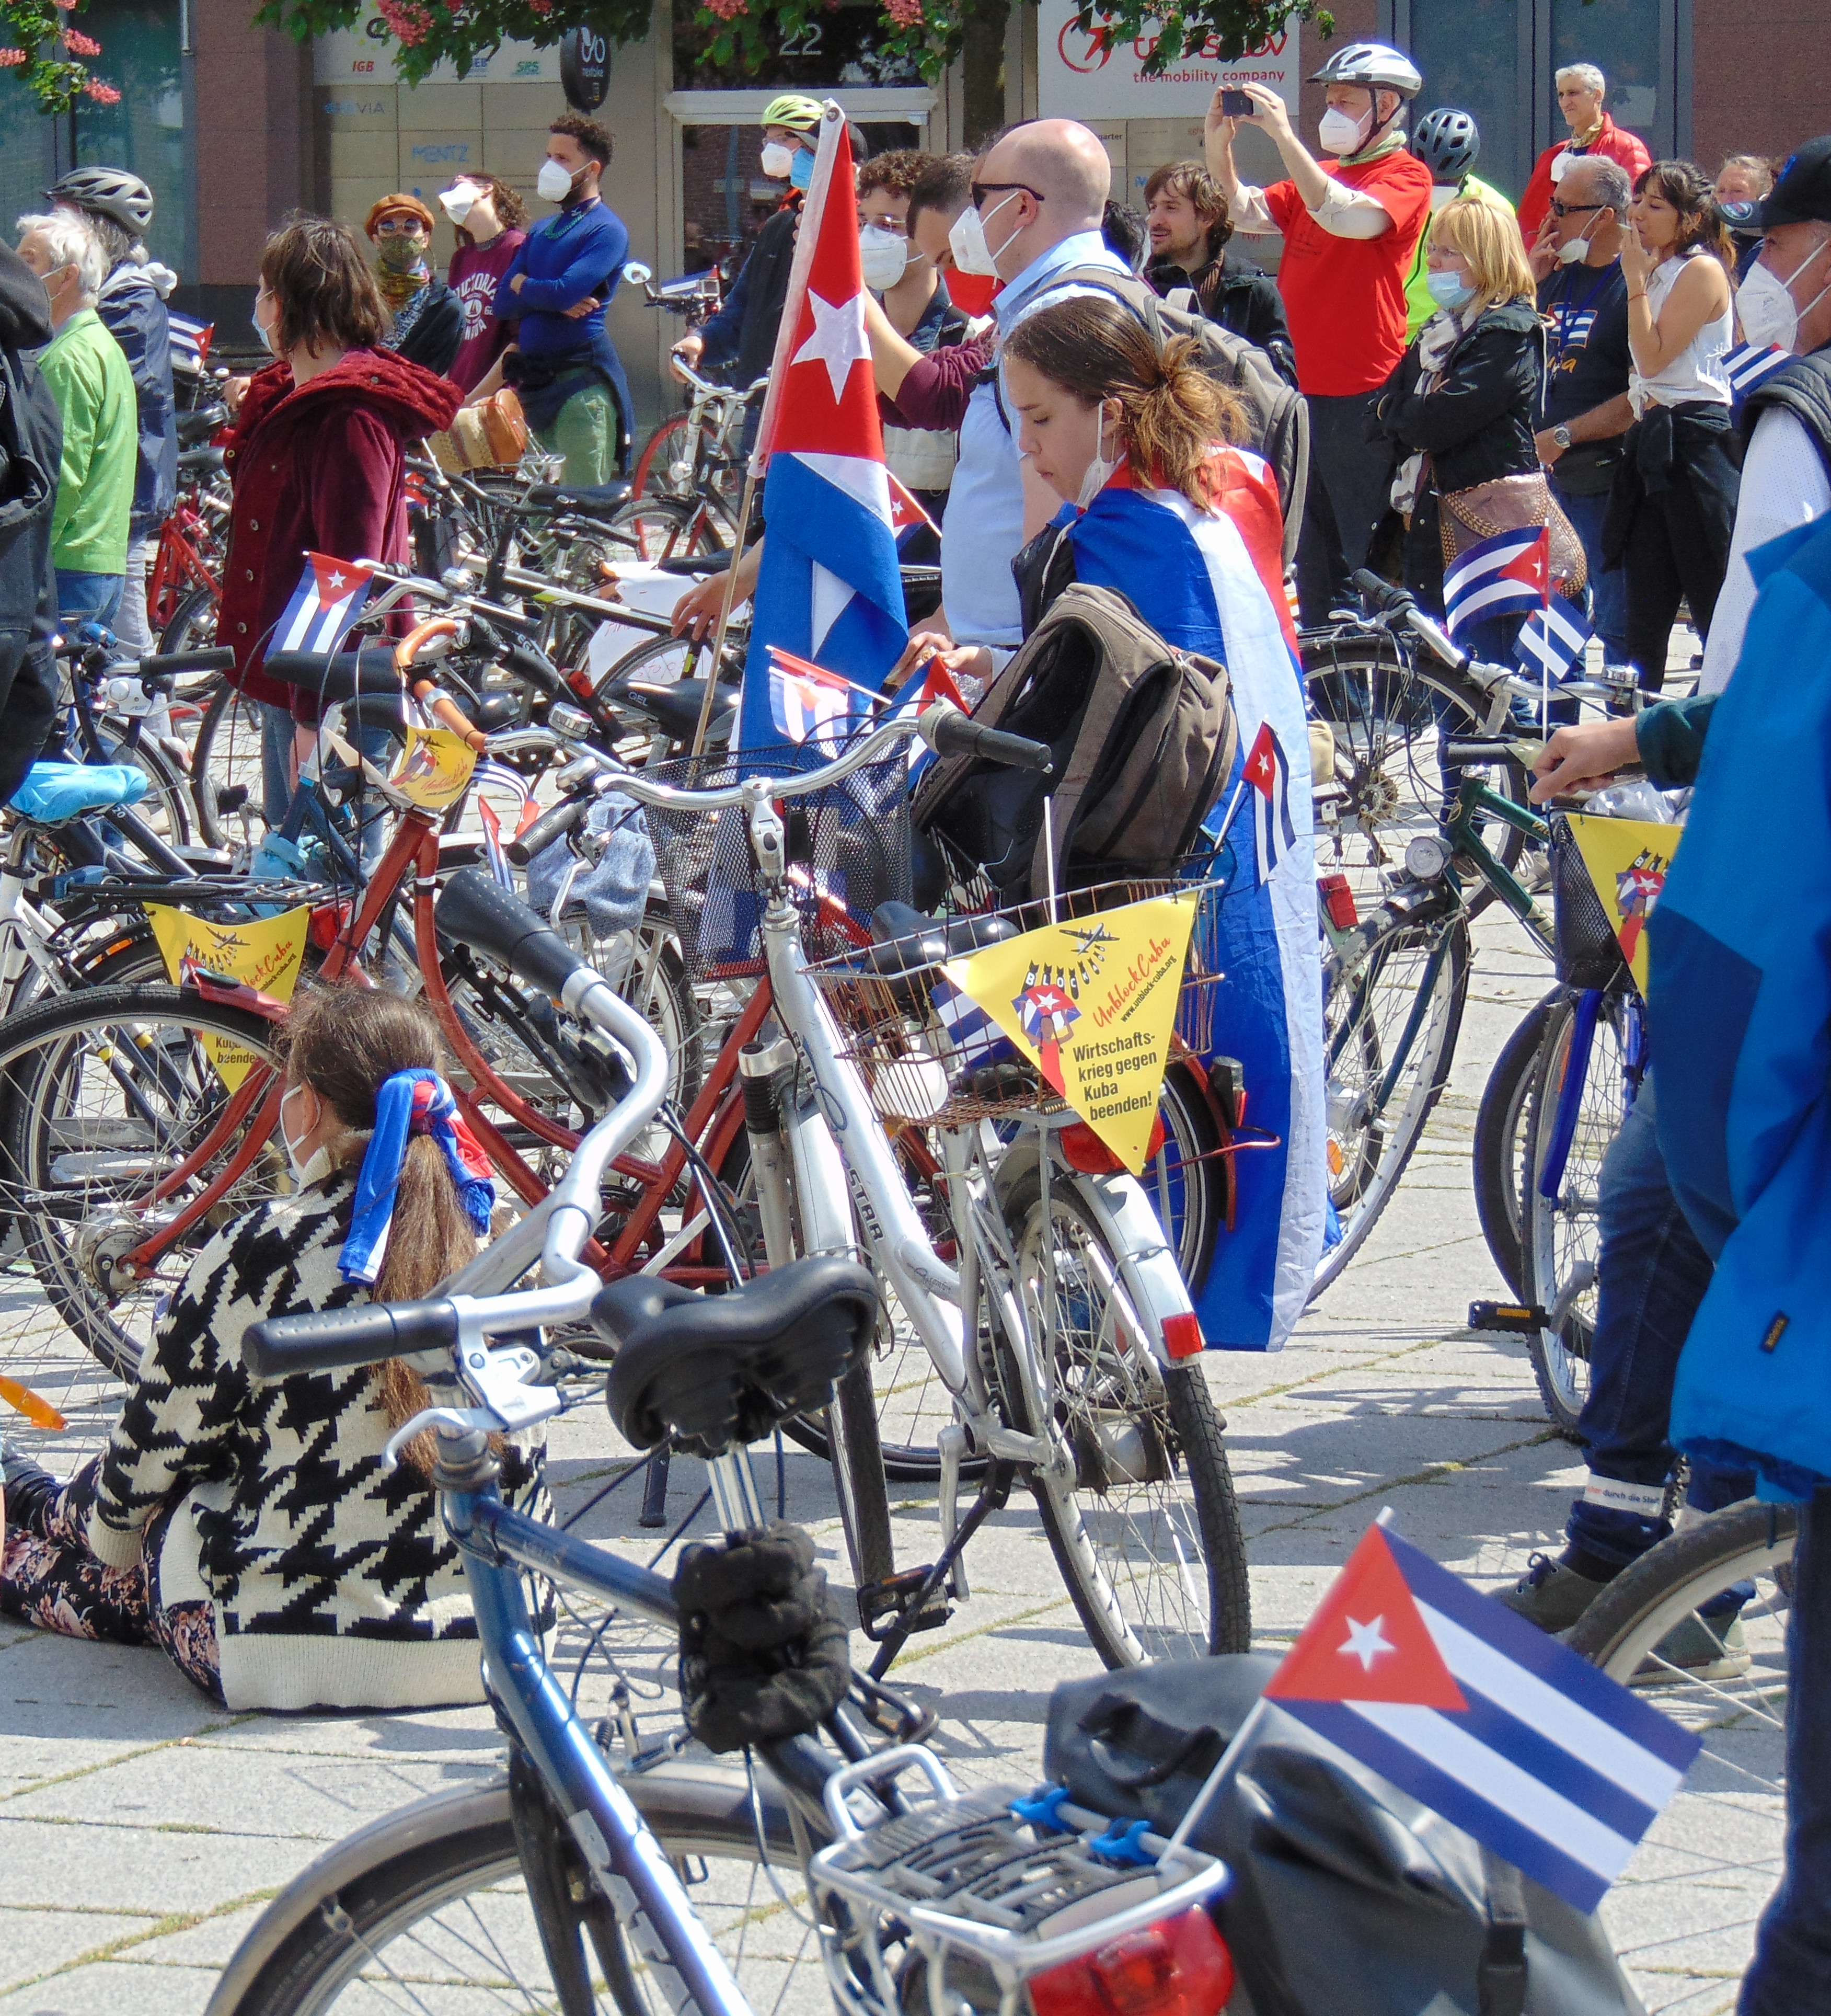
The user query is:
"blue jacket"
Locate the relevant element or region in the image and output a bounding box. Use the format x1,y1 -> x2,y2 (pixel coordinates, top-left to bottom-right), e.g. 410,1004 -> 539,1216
493,198 -> 631,438
1651,512 -> 1831,1499
96,261 -> 176,537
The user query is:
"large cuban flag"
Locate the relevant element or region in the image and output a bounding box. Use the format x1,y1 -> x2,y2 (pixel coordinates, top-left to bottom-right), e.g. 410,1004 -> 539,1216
738,105 -> 907,753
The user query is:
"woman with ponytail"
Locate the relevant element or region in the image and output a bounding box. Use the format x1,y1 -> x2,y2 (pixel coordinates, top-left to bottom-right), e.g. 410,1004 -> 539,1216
0,987 -> 542,1712
1000,293 -> 1324,1357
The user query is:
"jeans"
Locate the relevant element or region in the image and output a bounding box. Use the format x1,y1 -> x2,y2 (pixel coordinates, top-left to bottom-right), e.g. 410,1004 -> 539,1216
1564,1072 -> 1753,1576
54,569 -> 124,633
259,701 -> 391,872
534,381 -> 618,489
1296,390 -> 1391,628
1741,1488 -> 1831,2015
1551,480 -> 1628,667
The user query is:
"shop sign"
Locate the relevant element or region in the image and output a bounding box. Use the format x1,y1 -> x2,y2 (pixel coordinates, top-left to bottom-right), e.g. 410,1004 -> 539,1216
1036,1 -> 1297,119
560,25 -> 609,109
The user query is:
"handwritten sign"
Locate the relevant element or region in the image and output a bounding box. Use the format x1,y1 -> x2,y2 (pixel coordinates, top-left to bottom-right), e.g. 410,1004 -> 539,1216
144,904 -> 309,1090
943,892 -> 1200,1172
389,725 -> 476,811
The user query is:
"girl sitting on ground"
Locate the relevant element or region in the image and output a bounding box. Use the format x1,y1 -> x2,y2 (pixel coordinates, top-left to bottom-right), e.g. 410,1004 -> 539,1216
0,987 -> 539,1712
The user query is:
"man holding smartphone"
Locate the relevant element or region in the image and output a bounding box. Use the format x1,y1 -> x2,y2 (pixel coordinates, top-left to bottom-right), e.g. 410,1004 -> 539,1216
1206,42 -> 1433,624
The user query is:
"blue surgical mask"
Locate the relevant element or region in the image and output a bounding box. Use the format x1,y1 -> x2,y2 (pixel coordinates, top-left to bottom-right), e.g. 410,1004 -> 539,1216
789,147 -> 814,191
1426,269 -> 1476,310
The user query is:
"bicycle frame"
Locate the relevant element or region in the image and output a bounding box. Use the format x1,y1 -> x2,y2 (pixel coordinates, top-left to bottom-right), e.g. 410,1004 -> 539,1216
1443,775 -> 1554,951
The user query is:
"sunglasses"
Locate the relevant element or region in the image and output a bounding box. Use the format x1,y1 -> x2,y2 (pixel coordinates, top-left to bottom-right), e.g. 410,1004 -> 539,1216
970,181 -> 1044,210
373,216 -> 426,235
1549,200 -> 1608,219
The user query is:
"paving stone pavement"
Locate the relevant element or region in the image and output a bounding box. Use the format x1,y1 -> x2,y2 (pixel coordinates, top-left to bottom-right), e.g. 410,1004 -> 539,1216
0,902 -> 1775,2014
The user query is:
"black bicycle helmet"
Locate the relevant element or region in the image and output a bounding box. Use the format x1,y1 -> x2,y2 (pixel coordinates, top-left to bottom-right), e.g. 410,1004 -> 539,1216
46,166 -> 153,238
1413,107 -> 1481,181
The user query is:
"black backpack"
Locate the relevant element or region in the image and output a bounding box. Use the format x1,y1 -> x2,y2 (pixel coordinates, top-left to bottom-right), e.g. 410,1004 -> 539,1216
910,582 -> 1236,902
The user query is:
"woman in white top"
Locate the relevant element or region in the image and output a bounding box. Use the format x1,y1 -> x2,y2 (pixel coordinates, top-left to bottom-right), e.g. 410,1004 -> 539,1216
1607,160 -> 1741,690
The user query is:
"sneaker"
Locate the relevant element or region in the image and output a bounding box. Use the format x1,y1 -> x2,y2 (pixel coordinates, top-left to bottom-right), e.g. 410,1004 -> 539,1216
1497,1552 -> 1611,1633
1634,1611 -> 1750,1685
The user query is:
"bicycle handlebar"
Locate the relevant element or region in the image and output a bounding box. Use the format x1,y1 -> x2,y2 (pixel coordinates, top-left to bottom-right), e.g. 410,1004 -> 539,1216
506,794 -> 590,866
140,646 -> 236,678
927,709 -> 1054,774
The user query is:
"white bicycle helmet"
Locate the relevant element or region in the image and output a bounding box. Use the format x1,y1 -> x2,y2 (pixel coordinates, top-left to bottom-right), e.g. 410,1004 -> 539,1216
47,166 -> 153,238
1308,42 -> 1424,99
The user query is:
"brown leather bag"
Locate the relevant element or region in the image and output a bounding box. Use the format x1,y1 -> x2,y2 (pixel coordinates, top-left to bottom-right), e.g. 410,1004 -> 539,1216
1437,470 -> 1588,597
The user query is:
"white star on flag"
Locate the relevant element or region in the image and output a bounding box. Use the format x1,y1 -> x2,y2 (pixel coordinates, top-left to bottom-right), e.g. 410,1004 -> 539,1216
793,287 -> 872,403
1339,1613 -> 1395,1673
326,569 -> 346,591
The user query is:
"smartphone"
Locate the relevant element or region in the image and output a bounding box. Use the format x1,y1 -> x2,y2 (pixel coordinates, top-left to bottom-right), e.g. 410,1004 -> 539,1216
1218,88 -> 1253,117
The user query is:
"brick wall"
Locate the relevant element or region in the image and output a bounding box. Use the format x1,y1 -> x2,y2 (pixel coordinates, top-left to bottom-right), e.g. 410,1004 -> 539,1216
1691,0 -> 1831,174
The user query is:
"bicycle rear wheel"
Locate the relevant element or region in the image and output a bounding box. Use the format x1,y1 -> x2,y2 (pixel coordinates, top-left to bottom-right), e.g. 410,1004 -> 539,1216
0,985 -> 287,1440
1004,1163 -> 1249,1666
1303,632 -> 1530,917
211,1760 -> 821,2016
1314,911 -> 1471,1297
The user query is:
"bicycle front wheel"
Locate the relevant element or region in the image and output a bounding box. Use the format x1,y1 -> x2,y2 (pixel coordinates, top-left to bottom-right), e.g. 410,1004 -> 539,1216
0,985 -> 288,1431
1004,1164 -> 1248,1666
1472,988 -> 1560,1299
211,1761 -> 822,2016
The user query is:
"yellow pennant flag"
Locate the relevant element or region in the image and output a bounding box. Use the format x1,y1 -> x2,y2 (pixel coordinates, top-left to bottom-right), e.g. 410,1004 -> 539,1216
144,904 -> 310,1090
389,725 -> 476,810
1566,815 -> 1682,995
942,892 -> 1201,1174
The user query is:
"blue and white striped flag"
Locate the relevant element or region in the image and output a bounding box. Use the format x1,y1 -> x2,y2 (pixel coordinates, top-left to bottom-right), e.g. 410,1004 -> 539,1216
1723,340 -> 1791,406
1515,595 -> 1594,685
931,975 -> 1015,1070
169,312 -> 213,374
1263,1520 -> 1700,1913
1443,527 -> 1550,638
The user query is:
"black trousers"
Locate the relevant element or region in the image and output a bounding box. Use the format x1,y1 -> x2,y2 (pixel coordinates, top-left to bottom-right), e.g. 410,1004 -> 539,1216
1296,390 -> 1390,627
1615,418 -> 1741,693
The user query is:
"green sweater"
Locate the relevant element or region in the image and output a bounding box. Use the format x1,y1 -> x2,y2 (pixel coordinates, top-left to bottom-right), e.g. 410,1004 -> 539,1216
1637,693 -> 1714,788
40,307 -> 135,575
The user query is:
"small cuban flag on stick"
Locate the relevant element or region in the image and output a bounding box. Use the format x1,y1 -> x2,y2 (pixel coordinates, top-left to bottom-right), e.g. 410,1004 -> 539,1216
766,645 -> 880,751
1723,340 -> 1792,407
272,553 -> 376,656
1444,526 -> 1550,639
168,312 -> 214,375
1515,593 -> 1594,687
1167,1514 -> 1700,1915
886,469 -> 940,555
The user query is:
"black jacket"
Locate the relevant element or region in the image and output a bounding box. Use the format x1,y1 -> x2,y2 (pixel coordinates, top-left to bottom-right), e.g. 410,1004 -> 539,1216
700,201 -> 800,391
387,281 -> 465,380
1376,299 -> 1544,497
0,242 -> 64,801
1148,248 -> 1297,387
1740,341 -> 1831,478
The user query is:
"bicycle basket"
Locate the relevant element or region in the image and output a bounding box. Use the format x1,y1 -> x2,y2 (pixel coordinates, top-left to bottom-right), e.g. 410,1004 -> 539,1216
802,876 -> 1227,1129
640,743 -> 912,981
810,1751 -> 1231,2016
1548,813 -> 1632,991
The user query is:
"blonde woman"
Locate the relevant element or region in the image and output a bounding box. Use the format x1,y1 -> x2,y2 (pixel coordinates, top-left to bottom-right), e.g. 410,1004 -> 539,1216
1376,193 -> 1546,661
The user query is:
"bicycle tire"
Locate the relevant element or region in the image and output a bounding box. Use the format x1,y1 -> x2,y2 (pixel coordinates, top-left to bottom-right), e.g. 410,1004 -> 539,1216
208,1760 -> 807,2016
1519,988 -> 1638,1439
189,674 -> 271,849
1303,632 -> 1531,918
0,985 -> 286,1406
609,496 -> 731,566
1312,911 -> 1471,1298
1472,989 -> 1560,1299
632,411 -> 690,499
86,725 -> 193,848
1143,1059 -> 1223,1290
591,628 -> 748,734
1003,1164 -> 1249,1667
157,580 -> 220,659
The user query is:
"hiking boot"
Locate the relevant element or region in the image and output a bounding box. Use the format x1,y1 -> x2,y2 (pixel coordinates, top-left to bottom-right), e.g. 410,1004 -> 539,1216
1634,1611 -> 1750,1686
0,1439 -> 61,1540
1498,1551 -> 1611,1633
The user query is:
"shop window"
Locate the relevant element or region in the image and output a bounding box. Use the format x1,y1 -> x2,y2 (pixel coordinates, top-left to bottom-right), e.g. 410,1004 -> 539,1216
74,0 -> 189,273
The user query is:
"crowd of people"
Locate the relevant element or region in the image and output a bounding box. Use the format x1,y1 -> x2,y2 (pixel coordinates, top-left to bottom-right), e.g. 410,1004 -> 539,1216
0,41 -> 1828,2013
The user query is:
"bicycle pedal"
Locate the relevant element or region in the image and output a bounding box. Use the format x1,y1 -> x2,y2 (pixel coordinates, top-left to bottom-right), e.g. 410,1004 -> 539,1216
858,1566 -> 953,1641
1469,1298 -> 1549,1336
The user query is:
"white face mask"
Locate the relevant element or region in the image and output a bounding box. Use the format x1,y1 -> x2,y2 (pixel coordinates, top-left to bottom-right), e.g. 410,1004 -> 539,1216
1318,105 -> 1369,157
1556,214 -> 1602,265
537,157 -> 577,204
440,185 -> 477,225
1075,416 -> 1120,510
949,189 -> 1020,279
759,142 -> 795,180
1738,236 -> 1831,353
1429,184 -> 1458,212
1550,150 -> 1573,185
860,224 -> 911,291
280,1083 -> 316,1181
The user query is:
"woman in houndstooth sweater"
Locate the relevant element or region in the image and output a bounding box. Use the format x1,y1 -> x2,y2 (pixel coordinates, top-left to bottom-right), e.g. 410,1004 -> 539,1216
0,987 -> 544,1712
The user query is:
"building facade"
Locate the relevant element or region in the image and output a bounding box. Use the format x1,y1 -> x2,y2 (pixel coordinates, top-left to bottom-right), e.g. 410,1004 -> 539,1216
0,0 -> 1821,428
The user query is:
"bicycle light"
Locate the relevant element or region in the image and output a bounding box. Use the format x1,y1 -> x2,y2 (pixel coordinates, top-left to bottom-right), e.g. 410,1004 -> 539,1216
1405,833 -> 1450,883
1028,1911 -> 1234,2016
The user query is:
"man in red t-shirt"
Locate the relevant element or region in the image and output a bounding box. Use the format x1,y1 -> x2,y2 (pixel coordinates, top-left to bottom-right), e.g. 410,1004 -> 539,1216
1208,41 -> 1433,624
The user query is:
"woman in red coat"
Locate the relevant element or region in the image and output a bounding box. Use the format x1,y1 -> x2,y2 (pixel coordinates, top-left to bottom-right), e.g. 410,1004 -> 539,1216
218,216 -> 459,832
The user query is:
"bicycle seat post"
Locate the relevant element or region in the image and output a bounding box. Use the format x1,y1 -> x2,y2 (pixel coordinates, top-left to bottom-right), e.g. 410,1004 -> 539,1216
707,1447 -> 765,1534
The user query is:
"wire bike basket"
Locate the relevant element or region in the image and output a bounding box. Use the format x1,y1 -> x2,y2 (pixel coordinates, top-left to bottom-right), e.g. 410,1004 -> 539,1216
642,744 -> 913,981
802,877 -> 1229,1130
1546,813 -> 1633,992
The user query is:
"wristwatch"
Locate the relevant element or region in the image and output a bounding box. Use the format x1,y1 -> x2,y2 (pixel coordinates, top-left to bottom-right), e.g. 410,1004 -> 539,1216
1551,425 -> 1573,451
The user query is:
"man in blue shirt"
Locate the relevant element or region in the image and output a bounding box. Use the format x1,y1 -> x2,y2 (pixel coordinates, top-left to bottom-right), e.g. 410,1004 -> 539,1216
489,113 -> 632,487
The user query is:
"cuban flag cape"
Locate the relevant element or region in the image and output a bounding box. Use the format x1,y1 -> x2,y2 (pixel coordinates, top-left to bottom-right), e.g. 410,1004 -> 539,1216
1055,451 -> 1323,1350
738,108 -> 907,753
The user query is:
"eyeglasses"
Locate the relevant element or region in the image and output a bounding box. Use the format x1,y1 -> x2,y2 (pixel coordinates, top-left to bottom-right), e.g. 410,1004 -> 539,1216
1549,200 -> 1608,219
970,181 -> 1044,211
